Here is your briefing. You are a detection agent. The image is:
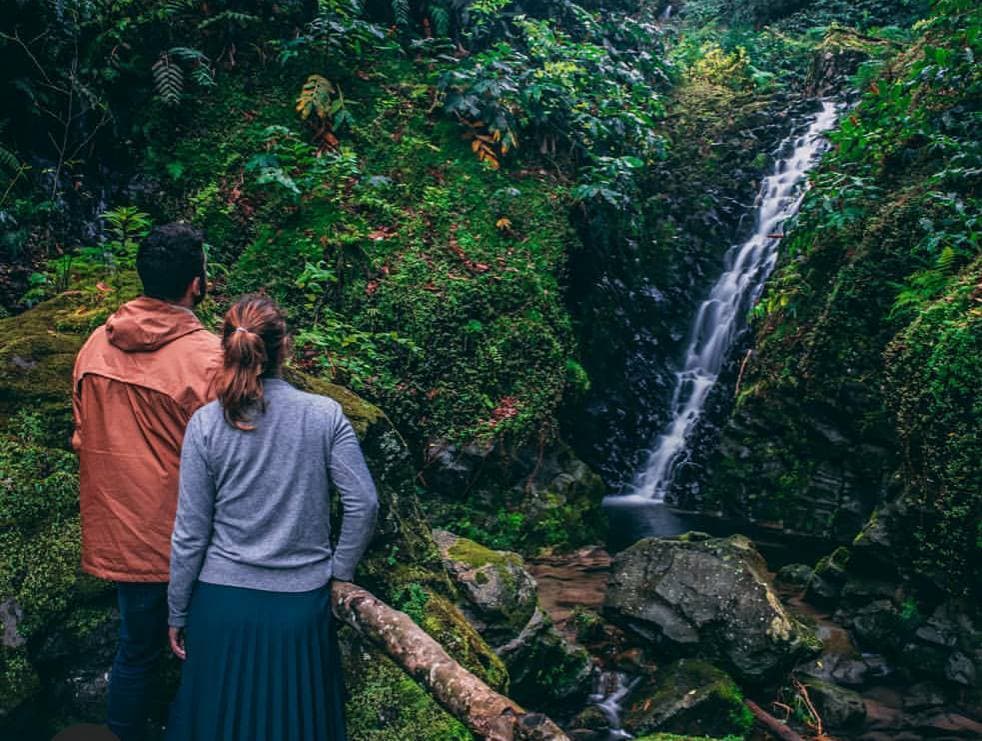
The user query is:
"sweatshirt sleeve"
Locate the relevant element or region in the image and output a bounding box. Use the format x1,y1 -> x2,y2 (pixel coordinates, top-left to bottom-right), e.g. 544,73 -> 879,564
168,415 -> 217,627
328,411 -> 379,581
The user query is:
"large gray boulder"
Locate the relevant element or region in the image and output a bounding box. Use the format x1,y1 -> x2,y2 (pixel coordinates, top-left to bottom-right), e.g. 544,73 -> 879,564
604,533 -> 819,683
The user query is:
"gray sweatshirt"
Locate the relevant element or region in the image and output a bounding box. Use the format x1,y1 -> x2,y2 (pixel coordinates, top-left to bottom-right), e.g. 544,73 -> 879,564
168,378 -> 379,627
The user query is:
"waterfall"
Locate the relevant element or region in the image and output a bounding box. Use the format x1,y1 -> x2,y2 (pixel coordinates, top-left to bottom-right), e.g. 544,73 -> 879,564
626,101 -> 840,502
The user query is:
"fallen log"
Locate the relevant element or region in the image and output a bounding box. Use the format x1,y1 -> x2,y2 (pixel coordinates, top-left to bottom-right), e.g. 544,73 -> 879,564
332,581 -> 570,741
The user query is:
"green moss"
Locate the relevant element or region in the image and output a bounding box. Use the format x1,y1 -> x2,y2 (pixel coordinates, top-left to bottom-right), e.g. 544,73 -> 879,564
341,631 -> 474,741
447,537 -> 524,573
418,592 -> 509,692
0,649 -> 39,716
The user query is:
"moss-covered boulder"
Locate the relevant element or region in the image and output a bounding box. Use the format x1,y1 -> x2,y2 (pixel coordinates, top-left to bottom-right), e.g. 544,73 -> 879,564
623,659 -> 753,739
0,294 -> 505,739
605,534 -> 819,684
434,531 -> 592,709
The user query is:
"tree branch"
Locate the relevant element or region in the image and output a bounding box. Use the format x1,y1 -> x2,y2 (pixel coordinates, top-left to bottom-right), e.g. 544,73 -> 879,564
331,581 -> 570,741
745,699 -> 806,741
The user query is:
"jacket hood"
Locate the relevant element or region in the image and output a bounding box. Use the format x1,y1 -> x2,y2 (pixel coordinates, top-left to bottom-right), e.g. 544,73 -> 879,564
106,296 -> 205,352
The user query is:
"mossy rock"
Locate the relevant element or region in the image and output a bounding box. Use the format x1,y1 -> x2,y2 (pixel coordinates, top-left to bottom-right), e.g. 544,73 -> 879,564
434,530 -> 538,637
432,530 -> 591,708
624,659 -> 753,739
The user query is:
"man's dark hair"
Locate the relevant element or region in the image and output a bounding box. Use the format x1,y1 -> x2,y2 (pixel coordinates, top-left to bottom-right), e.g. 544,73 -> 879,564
136,223 -> 206,301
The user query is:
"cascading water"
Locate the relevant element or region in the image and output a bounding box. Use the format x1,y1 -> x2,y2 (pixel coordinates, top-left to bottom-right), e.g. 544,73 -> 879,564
624,101 -> 840,503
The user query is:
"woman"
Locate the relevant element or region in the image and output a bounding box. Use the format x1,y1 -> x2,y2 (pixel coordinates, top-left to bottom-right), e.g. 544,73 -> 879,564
166,295 -> 379,740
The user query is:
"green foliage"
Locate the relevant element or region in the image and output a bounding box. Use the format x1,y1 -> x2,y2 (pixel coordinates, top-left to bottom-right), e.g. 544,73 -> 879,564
390,582 -> 431,623
438,5 -> 670,206
884,262 -> 982,597
21,207 -> 151,306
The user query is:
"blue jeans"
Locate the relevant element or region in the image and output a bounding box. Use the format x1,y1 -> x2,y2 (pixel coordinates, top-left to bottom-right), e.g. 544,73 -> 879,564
108,582 -> 168,741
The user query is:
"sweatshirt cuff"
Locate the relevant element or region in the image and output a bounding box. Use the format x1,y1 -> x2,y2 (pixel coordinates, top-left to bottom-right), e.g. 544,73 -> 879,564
332,564 -> 355,582
169,614 -> 186,628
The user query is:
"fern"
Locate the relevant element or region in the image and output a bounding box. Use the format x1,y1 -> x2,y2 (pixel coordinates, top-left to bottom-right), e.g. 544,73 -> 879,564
0,146 -> 18,172
171,46 -> 217,88
392,0 -> 410,28
152,53 -> 183,105
197,11 -> 259,31
429,4 -> 451,36
160,0 -> 194,17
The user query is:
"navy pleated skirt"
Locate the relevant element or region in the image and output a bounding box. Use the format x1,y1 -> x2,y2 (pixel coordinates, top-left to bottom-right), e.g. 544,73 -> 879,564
166,581 -> 347,741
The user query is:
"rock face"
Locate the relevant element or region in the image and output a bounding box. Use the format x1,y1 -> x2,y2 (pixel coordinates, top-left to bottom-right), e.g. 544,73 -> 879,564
425,438 -> 607,553
622,659 -> 753,739
434,530 -> 592,707
604,533 -> 819,683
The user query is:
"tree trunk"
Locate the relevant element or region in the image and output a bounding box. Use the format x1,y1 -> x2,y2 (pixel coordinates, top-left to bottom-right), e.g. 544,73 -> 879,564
331,581 -> 570,741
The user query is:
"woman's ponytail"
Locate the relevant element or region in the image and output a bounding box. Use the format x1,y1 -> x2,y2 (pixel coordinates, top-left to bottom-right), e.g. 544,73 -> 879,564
215,295 -> 288,430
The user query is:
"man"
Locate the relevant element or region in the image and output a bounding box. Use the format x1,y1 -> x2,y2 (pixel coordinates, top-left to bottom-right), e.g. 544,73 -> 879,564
72,223 -> 222,741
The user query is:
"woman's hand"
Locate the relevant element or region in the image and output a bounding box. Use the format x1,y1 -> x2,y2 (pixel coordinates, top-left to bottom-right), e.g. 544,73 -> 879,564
169,626 -> 187,660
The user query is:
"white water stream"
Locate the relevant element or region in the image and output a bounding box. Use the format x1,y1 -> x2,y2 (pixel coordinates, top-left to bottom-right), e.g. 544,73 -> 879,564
625,101 -> 840,502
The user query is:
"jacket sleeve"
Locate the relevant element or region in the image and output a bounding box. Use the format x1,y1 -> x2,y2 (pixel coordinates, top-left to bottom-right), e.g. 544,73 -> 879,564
328,411 -> 379,581
71,370 -> 82,453
168,416 -> 216,627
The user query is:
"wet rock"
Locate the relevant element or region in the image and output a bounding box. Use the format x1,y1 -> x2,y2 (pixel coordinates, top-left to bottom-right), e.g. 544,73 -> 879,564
800,678 -> 866,731
775,563 -> 814,592
567,704 -> 611,739
945,652 -> 976,687
0,600 -> 25,649
622,659 -> 753,738
903,682 -> 947,710
434,531 -> 592,707
849,600 -> 910,653
804,546 -> 850,607
605,534 -> 820,683
840,576 -> 898,605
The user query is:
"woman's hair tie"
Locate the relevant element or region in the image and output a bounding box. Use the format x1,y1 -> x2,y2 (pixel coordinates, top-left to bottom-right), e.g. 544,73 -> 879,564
235,326 -> 249,333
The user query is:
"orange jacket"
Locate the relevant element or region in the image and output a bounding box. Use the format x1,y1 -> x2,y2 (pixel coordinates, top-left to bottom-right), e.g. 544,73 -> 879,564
72,297 -> 222,582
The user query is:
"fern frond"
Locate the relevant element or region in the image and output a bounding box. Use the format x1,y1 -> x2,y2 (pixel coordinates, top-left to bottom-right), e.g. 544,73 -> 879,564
429,4 -> 451,36
168,46 -> 209,63
0,145 -> 19,172
161,0 -> 194,17
197,10 -> 259,30
152,54 -> 183,105
168,47 -> 216,89
392,0 -> 410,28
936,245 -> 957,271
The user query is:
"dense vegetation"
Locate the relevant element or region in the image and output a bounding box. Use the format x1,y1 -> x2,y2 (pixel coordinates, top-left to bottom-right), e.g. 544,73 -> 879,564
706,0 -> 980,600
1,0 -> 979,739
